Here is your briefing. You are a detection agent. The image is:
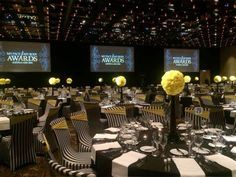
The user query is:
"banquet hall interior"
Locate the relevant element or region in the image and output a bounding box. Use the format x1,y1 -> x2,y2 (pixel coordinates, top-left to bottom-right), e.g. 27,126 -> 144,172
0,0 -> 236,177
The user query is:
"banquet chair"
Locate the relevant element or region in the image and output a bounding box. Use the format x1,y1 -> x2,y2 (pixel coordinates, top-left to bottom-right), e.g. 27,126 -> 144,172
50,117 -> 92,170
83,101 -> 103,136
27,98 -> 43,117
41,134 -> 96,177
199,95 -> 214,107
103,106 -> 129,127
141,105 -> 166,123
34,102 -> 62,154
70,111 -> 92,152
224,94 -> 236,104
184,107 -> 210,129
0,112 -> 37,171
209,106 -> 226,130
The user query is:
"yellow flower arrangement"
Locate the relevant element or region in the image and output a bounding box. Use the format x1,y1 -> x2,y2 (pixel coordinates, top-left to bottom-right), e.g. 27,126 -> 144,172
0,78 -> 6,85
184,75 -> 191,83
66,78 -> 73,84
112,77 -> 116,83
229,76 -> 236,82
5,78 -> 11,84
55,78 -> 60,84
49,77 -> 56,85
222,76 -> 227,81
213,75 -> 222,83
98,78 -> 103,83
161,70 -> 185,96
195,76 -> 199,81
115,76 -> 126,87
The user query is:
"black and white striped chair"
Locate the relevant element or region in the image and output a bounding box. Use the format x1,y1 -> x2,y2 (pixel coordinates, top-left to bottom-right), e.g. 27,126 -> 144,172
141,105 -> 166,123
103,106 -> 128,127
50,117 -> 92,170
209,106 -> 226,130
33,103 -> 62,154
70,111 -> 92,152
0,112 -> 37,171
184,107 -> 210,129
41,133 -> 96,177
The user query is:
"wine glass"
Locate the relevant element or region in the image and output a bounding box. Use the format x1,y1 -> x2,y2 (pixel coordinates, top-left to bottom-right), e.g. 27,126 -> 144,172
152,131 -> 159,157
159,133 -> 168,157
194,134 -> 203,155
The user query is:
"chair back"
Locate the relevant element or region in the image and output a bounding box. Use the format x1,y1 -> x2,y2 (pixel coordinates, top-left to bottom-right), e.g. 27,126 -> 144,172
141,105 -> 166,123
103,106 -> 128,127
185,107 -> 210,129
8,112 -> 37,171
70,111 -> 92,152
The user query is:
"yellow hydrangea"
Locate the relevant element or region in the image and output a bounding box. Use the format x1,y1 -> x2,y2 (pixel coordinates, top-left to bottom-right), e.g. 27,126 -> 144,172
222,76 -> 227,81
161,70 -> 185,96
116,76 -> 126,87
184,75 -> 191,83
0,78 -> 6,85
49,77 -> 56,85
5,78 -> 11,84
66,78 -> 73,84
214,75 -> 221,83
229,76 -> 236,81
98,78 -> 103,83
55,78 -> 60,84
112,77 -> 116,83
195,76 -> 199,81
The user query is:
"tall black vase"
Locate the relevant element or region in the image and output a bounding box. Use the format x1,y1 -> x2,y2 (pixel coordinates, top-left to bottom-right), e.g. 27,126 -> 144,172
120,87 -> 124,103
168,95 -> 180,143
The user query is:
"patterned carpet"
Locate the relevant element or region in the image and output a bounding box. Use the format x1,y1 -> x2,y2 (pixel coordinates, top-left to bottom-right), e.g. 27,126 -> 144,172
0,120 -> 78,177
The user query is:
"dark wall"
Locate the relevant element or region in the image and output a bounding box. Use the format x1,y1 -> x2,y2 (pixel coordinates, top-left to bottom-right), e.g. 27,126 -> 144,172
0,41 -> 220,88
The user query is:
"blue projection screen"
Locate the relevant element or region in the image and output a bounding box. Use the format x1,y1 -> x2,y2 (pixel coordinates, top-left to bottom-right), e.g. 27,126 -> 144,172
164,48 -> 199,72
90,45 -> 134,72
0,41 -> 51,72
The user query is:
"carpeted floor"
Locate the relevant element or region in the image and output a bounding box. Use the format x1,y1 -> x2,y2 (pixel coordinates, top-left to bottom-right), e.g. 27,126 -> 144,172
0,120 -> 78,177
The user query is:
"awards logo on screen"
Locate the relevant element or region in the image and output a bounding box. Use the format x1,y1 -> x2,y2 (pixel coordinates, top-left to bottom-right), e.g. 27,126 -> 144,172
101,54 -> 125,66
6,51 -> 38,64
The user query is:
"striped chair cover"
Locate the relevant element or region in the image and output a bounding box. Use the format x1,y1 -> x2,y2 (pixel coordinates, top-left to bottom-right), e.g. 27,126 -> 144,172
209,107 -> 226,129
199,95 -> 214,107
184,107 -> 210,129
225,95 -> 236,104
70,111 -> 92,152
50,117 -> 92,170
0,112 -> 37,171
41,134 -> 96,177
103,106 -> 128,127
135,93 -> 146,102
34,103 -> 61,154
141,105 -> 166,123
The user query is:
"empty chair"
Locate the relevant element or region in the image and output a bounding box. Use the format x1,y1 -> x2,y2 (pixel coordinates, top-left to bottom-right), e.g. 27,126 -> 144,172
0,112 -> 37,171
50,117 -> 92,170
103,106 -> 128,127
185,107 -> 210,129
83,102 -> 103,136
41,133 -> 96,177
199,95 -> 214,107
141,105 -> 166,123
70,111 -> 92,152
34,103 -> 61,154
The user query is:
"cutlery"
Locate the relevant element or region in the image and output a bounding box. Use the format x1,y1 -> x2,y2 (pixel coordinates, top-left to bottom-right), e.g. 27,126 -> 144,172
176,148 -> 185,155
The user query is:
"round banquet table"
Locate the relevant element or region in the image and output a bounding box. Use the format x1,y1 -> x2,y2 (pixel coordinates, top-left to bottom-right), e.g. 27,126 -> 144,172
92,129 -> 236,177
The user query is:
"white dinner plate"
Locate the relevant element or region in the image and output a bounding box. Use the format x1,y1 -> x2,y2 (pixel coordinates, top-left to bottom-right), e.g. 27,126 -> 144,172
170,148 -> 188,156
192,147 -> 210,154
140,146 -> 156,153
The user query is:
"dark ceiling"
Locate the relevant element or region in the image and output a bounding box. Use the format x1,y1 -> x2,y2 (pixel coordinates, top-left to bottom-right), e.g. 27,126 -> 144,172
0,0 -> 236,48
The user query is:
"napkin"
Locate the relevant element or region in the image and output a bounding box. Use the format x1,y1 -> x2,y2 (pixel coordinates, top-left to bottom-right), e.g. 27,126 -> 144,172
93,133 -> 118,140
230,110 -> 236,117
105,127 -> 121,133
223,135 -> 236,142
91,141 -> 121,163
112,151 -> 146,177
172,158 -> 205,177
205,154 -> 236,177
